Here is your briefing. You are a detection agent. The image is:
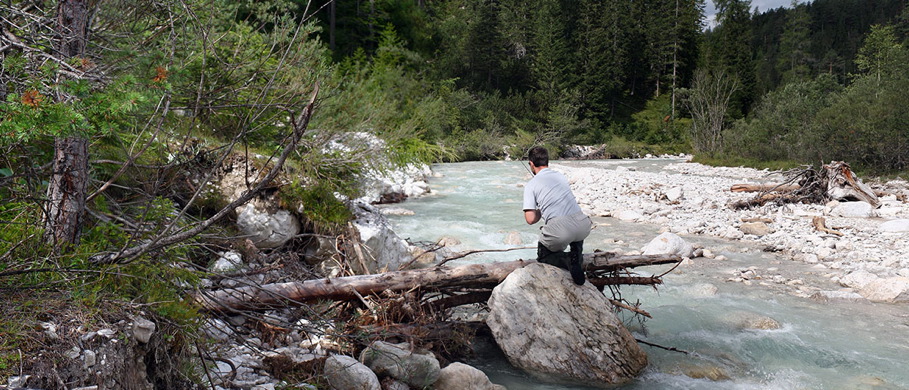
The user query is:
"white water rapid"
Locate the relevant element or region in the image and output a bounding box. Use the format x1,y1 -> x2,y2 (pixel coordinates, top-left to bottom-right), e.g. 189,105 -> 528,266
382,160 -> 909,390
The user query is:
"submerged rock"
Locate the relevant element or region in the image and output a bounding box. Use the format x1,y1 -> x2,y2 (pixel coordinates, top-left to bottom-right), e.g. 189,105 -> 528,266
503,231 -> 523,245
724,311 -> 782,330
486,263 -> 647,387
434,362 -> 507,390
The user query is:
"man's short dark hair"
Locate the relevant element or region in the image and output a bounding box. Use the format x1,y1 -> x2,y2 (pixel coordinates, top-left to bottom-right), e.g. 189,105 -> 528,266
528,146 -> 549,167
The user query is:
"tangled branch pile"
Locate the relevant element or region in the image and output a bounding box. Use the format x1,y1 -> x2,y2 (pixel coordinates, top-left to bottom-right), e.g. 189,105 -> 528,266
730,161 -> 880,209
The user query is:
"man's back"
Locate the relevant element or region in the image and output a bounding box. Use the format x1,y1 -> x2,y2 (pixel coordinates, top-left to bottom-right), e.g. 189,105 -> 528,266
523,167 -> 582,223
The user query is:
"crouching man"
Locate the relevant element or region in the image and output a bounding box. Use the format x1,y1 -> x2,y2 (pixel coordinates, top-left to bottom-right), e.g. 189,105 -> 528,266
522,146 -> 592,285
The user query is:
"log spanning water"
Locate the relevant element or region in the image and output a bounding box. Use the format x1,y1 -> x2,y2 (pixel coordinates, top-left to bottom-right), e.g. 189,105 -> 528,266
195,253 -> 681,312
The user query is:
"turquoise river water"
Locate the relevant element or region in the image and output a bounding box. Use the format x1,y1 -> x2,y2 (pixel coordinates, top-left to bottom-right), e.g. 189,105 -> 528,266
382,160 -> 909,390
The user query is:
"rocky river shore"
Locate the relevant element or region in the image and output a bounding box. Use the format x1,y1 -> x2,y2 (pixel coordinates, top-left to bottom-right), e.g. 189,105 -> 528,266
554,158 -> 909,303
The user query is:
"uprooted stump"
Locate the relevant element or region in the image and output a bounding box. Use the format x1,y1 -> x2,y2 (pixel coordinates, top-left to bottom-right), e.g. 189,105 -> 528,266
730,161 -> 880,209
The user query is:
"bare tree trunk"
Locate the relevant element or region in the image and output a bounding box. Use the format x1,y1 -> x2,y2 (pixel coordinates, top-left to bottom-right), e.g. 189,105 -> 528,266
195,253 -> 681,312
329,0 -> 336,51
45,0 -> 91,250
44,136 -> 90,247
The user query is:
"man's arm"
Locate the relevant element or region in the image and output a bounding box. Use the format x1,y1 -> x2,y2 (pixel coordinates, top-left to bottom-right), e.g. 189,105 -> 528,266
524,209 -> 541,225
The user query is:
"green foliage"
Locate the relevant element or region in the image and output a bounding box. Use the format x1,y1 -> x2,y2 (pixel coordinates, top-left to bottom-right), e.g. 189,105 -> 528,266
284,181 -> 353,234
630,96 -> 691,148
725,74 -> 842,162
854,24 -> 908,81
0,76 -> 151,143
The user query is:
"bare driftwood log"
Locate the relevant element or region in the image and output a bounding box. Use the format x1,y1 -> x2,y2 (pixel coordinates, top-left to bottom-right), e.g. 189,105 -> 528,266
196,253 -> 681,312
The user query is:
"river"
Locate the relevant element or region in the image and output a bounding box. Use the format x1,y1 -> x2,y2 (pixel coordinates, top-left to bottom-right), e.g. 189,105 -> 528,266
383,160 -> 909,390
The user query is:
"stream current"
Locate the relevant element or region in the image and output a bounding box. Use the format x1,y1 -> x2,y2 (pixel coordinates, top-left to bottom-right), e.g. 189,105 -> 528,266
382,160 -> 909,390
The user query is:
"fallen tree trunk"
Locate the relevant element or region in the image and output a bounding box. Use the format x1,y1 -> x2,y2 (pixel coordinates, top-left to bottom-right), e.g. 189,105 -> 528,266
196,253 -> 681,312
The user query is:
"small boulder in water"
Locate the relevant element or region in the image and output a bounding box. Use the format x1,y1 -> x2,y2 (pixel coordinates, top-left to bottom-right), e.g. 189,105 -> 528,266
641,232 -> 694,258
433,362 -> 506,390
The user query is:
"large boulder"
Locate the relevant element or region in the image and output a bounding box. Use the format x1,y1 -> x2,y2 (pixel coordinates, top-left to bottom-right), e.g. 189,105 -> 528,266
323,355 -> 380,390
359,341 -> 440,388
433,362 -> 506,390
486,263 -> 647,387
350,201 -> 413,273
641,232 -> 694,258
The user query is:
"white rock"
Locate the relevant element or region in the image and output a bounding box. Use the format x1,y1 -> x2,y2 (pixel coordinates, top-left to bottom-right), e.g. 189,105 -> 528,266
859,277 -> 909,303
351,201 -> 412,273
880,219 -> 909,233
641,232 -> 694,258
236,200 -> 300,249
83,349 -> 96,368
840,270 -> 880,289
829,202 -> 875,218
132,316 -> 156,344
665,187 -> 684,202
380,207 -> 415,216
211,251 -> 244,272
360,341 -> 440,388
615,210 -> 644,222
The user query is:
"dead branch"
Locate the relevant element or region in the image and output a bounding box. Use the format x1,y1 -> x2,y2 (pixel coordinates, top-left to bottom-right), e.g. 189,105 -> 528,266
609,299 -> 652,318
812,216 -> 844,236
89,83 -> 320,264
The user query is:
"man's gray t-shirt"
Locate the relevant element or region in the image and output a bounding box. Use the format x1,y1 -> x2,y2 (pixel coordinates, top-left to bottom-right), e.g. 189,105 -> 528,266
523,167 -> 582,222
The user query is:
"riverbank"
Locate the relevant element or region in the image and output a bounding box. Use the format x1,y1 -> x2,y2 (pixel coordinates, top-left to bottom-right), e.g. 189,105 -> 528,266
554,159 -> 909,302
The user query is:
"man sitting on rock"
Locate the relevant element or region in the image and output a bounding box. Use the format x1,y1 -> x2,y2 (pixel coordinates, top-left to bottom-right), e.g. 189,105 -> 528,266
522,146 -> 592,285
